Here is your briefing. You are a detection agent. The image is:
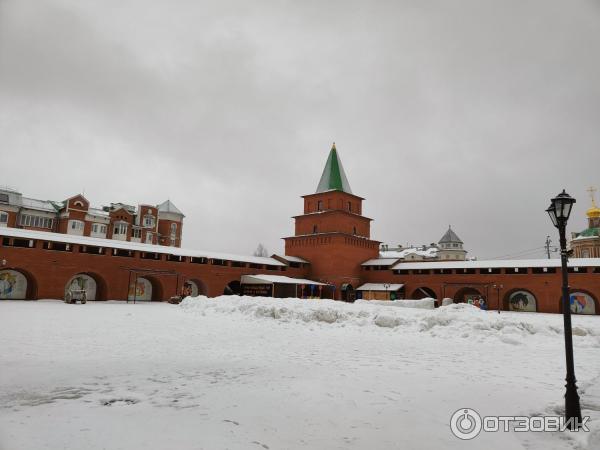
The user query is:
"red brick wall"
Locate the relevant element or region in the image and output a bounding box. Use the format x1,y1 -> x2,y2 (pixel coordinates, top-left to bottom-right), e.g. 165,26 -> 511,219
294,211 -> 371,237
285,234 -> 379,297
0,238 -> 309,300
302,191 -> 363,215
157,218 -> 182,247
361,267 -> 600,313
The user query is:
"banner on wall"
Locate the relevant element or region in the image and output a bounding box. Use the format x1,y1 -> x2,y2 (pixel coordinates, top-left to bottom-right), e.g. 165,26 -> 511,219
508,291 -> 537,312
242,284 -> 273,297
0,270 -> 27,299
570,292 -> 596,315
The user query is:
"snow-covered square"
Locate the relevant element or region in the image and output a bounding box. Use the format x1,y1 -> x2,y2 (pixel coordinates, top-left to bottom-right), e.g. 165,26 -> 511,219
0,297 -> 599,449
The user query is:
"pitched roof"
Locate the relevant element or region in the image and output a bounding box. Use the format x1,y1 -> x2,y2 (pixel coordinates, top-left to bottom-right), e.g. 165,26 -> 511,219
438,226 -> 463,244
157,200 -> 184,216
315,143 -> 353,194
0,227 -> 284,266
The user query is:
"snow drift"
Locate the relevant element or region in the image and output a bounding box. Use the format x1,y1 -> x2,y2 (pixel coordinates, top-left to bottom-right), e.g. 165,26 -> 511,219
180,295 -> 600,346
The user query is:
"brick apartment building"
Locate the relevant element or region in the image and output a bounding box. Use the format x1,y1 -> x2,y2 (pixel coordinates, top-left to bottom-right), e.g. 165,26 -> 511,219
0,189 -> 184,247
0,144 -> 598,314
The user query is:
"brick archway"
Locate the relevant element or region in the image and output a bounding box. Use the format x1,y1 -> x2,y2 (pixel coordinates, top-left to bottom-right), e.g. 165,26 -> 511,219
184,278 -> 208,297
503,289 -> 537,312
224,280 -> 241,296
453,287 -> 483,303
64,272 -> 107,301
411,287 -> 437,300
0,268 -> 37,300
560,289 -> 598,315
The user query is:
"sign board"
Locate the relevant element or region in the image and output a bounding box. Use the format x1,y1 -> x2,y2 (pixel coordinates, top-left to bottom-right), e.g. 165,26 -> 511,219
242,283 -> 273,297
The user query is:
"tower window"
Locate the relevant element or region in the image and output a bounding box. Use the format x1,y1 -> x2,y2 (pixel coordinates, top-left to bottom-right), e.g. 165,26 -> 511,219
313,225 -> 318,234
353,226 -> 357,235
348,201 -> 352,212
317,200 -> 323,211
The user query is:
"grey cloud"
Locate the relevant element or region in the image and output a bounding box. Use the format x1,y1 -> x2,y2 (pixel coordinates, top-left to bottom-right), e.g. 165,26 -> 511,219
1,0 -> 599,258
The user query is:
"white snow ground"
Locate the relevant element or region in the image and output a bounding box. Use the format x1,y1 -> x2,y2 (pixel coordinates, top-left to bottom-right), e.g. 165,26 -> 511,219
0,296 -> 599,450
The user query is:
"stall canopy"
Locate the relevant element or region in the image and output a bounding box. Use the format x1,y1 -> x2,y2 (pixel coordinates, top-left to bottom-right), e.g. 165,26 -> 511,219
356,283 -> 404,291
241,275 -> 327,286
240,275 -> 331,299
356,283 -> 405,301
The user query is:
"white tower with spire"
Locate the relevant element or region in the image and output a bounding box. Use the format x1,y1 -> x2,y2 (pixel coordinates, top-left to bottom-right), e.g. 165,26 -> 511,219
437,226 -> 468,260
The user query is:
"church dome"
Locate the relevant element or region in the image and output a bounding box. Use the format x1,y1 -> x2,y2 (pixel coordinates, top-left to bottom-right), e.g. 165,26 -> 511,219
587,205 -> 600,218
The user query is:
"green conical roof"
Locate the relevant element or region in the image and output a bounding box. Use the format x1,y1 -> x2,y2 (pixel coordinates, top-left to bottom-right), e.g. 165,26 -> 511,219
316,143 -> 353,194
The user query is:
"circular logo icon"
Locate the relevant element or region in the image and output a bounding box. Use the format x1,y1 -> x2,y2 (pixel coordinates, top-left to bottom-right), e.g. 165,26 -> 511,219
450,408 -> 482,440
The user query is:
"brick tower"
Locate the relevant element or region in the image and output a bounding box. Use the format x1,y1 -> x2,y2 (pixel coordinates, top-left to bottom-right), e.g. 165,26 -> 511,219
284,143 -> 379,300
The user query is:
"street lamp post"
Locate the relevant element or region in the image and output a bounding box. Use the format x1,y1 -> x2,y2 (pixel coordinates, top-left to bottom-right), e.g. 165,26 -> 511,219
546,189 -> 582,426
492,284 -> 503,314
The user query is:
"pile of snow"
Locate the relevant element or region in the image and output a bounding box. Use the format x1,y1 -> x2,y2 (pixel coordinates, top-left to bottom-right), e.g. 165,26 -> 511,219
180,295 -> 600,345
355,298 -> 435,309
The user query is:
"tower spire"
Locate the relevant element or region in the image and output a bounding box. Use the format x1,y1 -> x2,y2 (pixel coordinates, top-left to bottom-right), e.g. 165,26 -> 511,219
315,143 -> 352,194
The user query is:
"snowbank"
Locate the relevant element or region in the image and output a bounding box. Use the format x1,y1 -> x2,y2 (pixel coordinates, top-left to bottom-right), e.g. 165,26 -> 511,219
180,295 -> 600,345
355,298 -> 435,309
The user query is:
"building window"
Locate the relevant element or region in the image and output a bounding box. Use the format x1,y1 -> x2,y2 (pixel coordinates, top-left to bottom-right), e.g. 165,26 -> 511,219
113,223 -> 128,235
145,232 -> 153,244
69,220 -> 84,231
91,223 -> 107,234
313,225 -> 318,234
348,201 -> 352,212
143,214 -> 155,228
0,211 -> 7,225
132,229 -> 142,239
582,249 -> 590,258
353,226 -> 357,235
317,200 -> 323,211
19,214 -> 53,229
170,223 -> 177,236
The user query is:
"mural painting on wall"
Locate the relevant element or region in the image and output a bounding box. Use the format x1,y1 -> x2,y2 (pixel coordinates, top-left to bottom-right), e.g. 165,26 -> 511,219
465,294 -> 487,310
0,270 -> 27,299
508,291 -> 537,312
128,277 -> 152,301
65,274 -> 97,301
570,292 -> 596,315
182,281 -> 198,298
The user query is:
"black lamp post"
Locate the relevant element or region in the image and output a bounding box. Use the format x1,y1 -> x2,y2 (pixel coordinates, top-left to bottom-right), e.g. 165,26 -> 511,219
546,189 -> 582,426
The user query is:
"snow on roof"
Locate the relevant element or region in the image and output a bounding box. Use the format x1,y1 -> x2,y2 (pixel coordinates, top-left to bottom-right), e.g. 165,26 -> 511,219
87,208 -> 109,217
380,247 -> 439,259
572,234 -> 599,241
392,258 -> 600,270
0,227 -> 285,266
356,283 -> 404,291
273,255 -> 310,263
361,258 -> 400,266
157,200 -> 184,216
241,275 -> 328,285
20,197 -> 57,212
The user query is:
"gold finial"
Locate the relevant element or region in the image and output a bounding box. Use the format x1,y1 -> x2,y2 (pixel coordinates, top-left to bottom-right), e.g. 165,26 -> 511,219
587,186 -> 598,208
332,142 -> 336,150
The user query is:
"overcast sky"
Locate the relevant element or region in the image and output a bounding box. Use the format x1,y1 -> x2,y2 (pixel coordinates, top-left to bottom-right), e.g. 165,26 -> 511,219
1,0 -> 599,259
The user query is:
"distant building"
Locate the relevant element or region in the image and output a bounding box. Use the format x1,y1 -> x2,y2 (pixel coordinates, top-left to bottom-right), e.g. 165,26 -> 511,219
380,226 -> 468,262
0,188 -> 184,247
571,187 -> 600,258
